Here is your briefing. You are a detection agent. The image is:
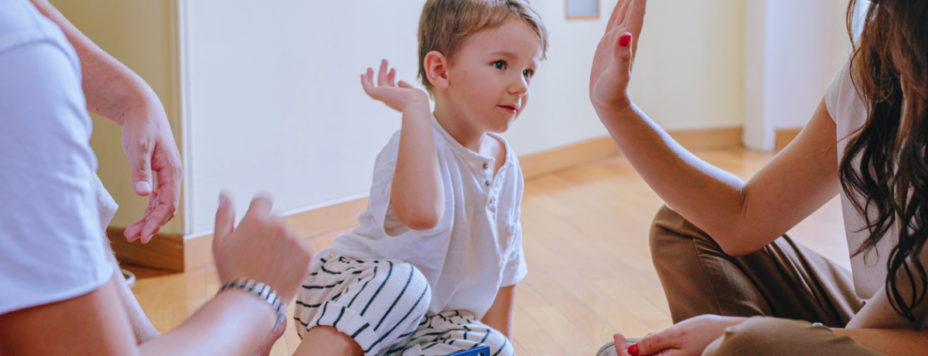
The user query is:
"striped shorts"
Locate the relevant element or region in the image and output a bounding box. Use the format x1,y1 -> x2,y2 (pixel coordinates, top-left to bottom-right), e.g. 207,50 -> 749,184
294,254 -> 513,356
382,310 -> 514,356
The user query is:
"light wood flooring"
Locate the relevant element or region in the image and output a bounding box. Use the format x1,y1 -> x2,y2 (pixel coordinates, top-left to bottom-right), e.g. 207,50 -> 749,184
126,148 -> 850,356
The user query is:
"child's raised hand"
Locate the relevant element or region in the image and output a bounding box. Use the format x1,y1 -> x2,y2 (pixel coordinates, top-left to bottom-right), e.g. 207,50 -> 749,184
589,0 -> 648,114
361,59 -> 429,113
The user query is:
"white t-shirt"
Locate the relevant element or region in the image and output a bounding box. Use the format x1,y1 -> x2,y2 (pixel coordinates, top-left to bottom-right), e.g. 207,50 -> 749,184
0,0 -> 115,315
324,116 -> 527,319
825,60 -> 900,299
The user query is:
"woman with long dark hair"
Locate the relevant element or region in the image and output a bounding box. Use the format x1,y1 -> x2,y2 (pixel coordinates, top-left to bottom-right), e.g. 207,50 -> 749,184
592,0 -> 928,355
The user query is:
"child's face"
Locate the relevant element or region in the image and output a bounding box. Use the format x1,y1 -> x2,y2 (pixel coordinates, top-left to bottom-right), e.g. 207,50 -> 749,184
444,19 -> 543,133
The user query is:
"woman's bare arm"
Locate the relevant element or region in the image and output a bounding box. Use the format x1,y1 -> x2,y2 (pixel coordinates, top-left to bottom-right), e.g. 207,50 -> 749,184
591,0 -> 840,255
600,98 -> 839,255
833,328 -> 928,356
0,279 -> 275,356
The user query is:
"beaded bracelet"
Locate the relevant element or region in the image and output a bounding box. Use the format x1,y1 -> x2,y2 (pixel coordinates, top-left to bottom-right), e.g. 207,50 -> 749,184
218,277 -> 286,330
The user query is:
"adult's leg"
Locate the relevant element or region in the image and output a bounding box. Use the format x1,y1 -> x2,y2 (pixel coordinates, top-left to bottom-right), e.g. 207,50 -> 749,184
703,317 -> 882,356
649,205 -> 863,327
104,236 -> 161,344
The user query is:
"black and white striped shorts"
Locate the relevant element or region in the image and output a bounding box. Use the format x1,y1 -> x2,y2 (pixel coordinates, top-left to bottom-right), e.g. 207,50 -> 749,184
295,254 -> 513,356
295,254 -> 431,356
382,310 -> 514,356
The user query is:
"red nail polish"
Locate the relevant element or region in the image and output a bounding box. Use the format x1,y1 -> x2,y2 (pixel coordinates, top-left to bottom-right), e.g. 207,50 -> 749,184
619,34 -> 632,47
627,344 -> 639,356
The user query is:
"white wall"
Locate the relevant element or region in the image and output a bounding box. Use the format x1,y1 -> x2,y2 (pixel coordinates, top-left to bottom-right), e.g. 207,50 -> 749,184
182,0 -> 749,235
183,0 -> 426,234
743,0 -> 852,151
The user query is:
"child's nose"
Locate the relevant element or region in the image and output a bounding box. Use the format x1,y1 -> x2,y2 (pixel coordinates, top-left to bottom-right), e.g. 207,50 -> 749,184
509,75 -> 529,96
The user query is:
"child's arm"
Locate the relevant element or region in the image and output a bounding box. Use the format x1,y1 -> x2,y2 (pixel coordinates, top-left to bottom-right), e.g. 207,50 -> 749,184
482,285 -> 516,340
361,60 -> 444,230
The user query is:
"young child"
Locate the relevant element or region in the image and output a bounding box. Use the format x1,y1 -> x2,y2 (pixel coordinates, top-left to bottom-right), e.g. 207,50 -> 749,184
293,1 -> 547,355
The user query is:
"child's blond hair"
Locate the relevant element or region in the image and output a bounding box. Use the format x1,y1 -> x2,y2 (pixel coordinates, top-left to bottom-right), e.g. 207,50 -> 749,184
417,0 -> 549,92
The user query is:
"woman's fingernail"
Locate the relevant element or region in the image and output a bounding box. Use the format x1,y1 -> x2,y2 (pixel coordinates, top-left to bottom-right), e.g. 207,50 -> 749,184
136,181 -> 152,194
627,344 -> 639,356
619,33 -> 632,47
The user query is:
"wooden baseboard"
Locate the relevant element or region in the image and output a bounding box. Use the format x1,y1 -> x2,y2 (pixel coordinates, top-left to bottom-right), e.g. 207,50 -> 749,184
179,197 -> 369,271
520,126 -> 742,180
107,227 -> 185,272
520,136 -> 620,180
775,128 -> 803,151
113,126 -> 744,271
669,126 -> 744,150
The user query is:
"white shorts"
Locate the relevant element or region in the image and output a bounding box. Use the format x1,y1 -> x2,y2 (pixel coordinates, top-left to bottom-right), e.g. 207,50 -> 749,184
295,254 -> 513,356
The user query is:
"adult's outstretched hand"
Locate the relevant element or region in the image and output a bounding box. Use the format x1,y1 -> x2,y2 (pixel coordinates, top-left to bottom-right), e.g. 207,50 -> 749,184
589,0 -> 648,114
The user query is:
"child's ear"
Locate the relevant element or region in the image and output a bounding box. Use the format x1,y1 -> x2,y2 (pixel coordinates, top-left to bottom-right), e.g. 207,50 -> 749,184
424,51 -> 449,90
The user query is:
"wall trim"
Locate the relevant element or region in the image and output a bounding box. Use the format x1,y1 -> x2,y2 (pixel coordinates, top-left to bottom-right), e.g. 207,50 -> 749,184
775,128 -> 803,151
107,228 -> 185,272
113,125 -> 743,271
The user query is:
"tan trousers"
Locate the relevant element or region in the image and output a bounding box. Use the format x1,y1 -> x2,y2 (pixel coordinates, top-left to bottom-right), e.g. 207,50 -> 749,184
650,205 -> 883,356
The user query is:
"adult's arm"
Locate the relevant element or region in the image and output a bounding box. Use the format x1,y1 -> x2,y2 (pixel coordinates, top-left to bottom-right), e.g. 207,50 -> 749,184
0,194 -> 313,356
0,280 -> 276,356
590,0 -> 840,256
0,38 -> 312,354
30,0 -> 183,243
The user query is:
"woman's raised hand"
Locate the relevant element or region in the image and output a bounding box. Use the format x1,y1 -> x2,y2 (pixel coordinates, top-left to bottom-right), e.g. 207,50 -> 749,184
212,193 -> 313,303
361,59 -> 430,113
590,0 -> 648,114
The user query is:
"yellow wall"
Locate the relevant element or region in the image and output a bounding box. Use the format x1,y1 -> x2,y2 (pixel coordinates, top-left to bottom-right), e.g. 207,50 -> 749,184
629,0 -> 746,130
50,0 -> 184,235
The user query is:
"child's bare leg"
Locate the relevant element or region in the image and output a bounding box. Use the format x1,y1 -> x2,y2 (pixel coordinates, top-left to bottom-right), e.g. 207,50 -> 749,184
293,326 -> 363,356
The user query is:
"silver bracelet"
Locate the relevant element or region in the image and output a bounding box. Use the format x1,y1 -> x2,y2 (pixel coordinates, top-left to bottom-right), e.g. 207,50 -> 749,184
218,277 -> 286,331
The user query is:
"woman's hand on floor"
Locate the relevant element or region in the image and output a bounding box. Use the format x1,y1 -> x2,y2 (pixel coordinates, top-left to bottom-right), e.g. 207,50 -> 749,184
589,0 -> 647,114
619,315 -> 747,356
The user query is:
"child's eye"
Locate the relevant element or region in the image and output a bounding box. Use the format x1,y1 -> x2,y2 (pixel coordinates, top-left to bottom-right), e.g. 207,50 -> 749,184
523,69 -> 534,78
492,60 -> 507,70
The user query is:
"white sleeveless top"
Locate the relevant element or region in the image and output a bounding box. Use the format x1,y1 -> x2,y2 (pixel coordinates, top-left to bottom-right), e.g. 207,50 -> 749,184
824,60 -> 899,299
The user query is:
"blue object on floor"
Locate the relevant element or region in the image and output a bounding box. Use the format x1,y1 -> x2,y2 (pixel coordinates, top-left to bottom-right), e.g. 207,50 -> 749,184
446,345 -> 491,356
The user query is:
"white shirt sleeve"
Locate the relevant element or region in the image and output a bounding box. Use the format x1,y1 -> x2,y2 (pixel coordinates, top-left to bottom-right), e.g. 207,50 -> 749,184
0,36 -> 114,314
500,222 -> 527,287
367,131 -> 414,237
825,60 -> 853,122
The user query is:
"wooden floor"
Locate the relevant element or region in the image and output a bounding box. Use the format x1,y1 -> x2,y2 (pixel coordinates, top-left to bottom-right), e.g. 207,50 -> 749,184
126,148 -> 850,356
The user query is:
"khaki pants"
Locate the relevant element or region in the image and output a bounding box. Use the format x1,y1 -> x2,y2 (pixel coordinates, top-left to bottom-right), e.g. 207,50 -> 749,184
650,205 -> 883,356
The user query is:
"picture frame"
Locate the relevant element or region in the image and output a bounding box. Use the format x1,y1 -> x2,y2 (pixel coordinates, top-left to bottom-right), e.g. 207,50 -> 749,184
566,0 -> 600,20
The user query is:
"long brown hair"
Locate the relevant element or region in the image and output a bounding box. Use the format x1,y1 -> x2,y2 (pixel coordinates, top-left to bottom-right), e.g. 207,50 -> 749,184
841,0 -> 928,324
